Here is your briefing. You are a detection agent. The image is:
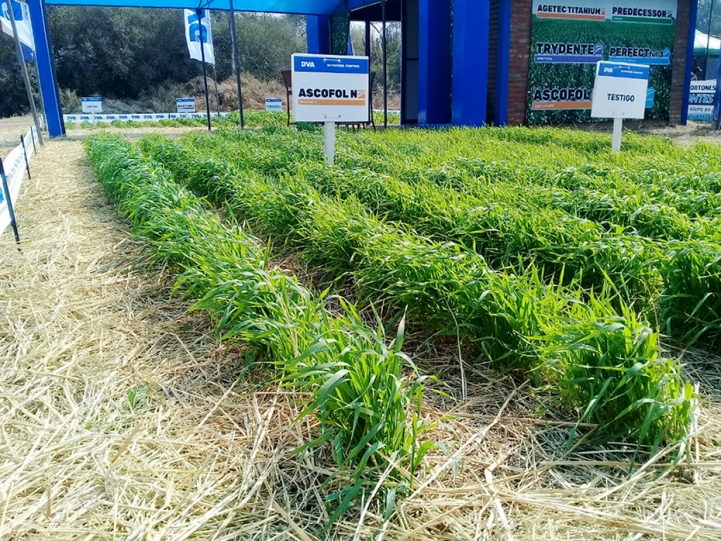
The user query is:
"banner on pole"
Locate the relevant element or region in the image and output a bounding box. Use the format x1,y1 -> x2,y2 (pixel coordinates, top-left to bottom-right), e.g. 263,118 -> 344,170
184,9 -> 215,66
1,0 -> 35,52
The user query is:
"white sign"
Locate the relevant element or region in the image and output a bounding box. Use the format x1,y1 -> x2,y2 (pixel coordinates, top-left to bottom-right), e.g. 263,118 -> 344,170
265,98 -> 283,112
81,97 -> 102,114
184,9 -> 215,65
0,0 -> 34,51
688,79 -> 716,122
176,98 -> 196,113
591,61 -> 650,120
291,53 -> 370,123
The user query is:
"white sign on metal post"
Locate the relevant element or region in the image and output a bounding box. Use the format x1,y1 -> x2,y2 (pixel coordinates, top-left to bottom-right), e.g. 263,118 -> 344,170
81,97 -> 102,125
291,53 -> 370,164
591,61 -> 650,152
265,98 -> 283,112
176,98 -> 196,113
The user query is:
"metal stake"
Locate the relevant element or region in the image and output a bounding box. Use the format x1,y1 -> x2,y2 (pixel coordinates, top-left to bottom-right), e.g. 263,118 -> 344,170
4,0 -> 43,145
0,158 -> 20,244
196,8 -> 212,131
229,0 -> 244,128
381,0 -> 388,128
20,135 -> 30,179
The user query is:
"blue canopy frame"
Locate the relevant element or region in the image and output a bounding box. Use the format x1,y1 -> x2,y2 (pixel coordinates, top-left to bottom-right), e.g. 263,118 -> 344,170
29,0 -> 381,137
43,0 -> 377,15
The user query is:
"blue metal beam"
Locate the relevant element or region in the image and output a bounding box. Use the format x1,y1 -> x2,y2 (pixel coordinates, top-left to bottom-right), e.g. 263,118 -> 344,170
682,0 -> 698,125
28,0 -> 64,137
43,0 -> 380,15
451,0 -> 489,126
417,0 -> 451,125
306,15 -> 330,53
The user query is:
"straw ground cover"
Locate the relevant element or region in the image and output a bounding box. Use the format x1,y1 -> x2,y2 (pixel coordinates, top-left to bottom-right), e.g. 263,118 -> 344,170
0,136 -> 719,539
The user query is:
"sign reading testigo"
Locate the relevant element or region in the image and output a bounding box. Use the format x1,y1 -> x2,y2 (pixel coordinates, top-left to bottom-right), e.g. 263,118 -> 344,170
591,61 -> 650,119
291,53 -> 370,123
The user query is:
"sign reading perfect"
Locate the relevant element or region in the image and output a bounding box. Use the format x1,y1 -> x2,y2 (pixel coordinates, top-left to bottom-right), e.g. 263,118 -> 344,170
591,61 -> 649,118
81,97 -> 102,114
528,0 -> 677,123
291,54 -> 370,122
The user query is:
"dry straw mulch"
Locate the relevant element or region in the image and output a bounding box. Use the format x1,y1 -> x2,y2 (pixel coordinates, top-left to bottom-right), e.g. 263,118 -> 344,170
0,138 -> 720,540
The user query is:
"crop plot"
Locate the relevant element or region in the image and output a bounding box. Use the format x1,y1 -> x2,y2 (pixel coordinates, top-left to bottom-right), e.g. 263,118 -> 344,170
83,126 -> 721,535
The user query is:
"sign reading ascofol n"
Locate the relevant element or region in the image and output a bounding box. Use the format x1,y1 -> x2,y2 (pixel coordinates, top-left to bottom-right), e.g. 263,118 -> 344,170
265,98 -> 283,112
176,98 -> 196,113
291,53 -> 370,123
81,97 -> 102,114
688,80 -> 716,122
591,61 -> 649,119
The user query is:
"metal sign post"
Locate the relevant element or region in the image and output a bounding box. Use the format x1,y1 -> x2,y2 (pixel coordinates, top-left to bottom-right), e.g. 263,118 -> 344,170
324,121 -> 336,165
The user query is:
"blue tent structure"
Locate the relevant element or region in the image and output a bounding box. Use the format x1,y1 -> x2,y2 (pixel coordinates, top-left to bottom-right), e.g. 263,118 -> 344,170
24,0 -> 700,138
28,0 -> 498,137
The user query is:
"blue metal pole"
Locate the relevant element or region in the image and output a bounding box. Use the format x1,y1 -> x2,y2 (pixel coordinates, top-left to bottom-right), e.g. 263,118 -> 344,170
418,0 -> 452,125
307,15 -> 330,54
27,0 -> 64,137
495,0 -> 511,126
452,0 -> 490,126
683,0 -> 699,125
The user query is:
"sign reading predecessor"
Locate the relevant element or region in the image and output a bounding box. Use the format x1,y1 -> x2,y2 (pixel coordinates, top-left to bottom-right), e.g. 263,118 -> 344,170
291,53 -> 370,123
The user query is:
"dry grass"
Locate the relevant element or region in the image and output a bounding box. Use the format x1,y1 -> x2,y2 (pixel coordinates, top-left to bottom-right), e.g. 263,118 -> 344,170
0,139 -> 720,540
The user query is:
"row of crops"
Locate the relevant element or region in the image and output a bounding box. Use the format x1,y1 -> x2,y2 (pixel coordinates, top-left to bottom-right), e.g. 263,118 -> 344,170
86,125 -> 714,521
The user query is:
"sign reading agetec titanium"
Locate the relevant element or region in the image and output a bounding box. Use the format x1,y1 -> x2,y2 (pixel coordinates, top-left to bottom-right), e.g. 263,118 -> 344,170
291,54 -> 370,122
591,61 -> 649,119
81,97 -> 102,114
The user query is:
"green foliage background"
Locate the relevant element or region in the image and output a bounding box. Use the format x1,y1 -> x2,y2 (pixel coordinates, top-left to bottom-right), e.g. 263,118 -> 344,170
527,18 -> 676,124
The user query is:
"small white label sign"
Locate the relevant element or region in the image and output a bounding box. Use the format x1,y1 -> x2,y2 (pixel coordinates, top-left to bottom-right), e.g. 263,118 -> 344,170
291,53 -> 370,123
81,97 -> 102,114
265,98 -> 283,112
176,98 -> 196,113
591,62 -> 650,119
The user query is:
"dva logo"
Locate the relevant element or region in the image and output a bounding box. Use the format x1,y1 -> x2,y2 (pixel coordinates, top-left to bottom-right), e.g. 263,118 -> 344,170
301,61 -> 316,67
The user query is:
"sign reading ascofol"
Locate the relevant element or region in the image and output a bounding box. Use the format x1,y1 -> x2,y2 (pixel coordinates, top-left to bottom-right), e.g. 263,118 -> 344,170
688,80 -> 716,122
591,61 -> 650,119
291,53 -> 370,123
176,98 -> 196,113
265,98 -> 283,112
528,0 -> 677,124
81,97 -> 102,114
